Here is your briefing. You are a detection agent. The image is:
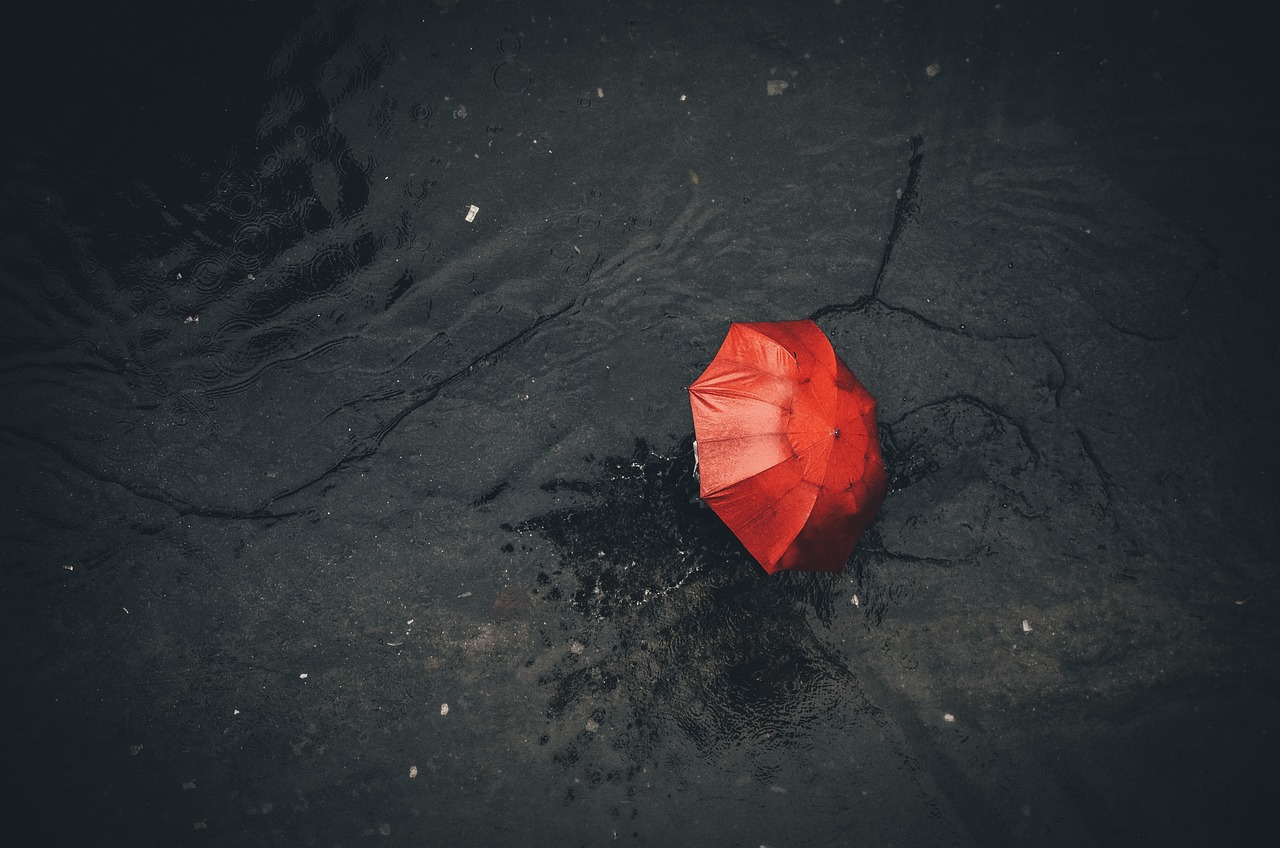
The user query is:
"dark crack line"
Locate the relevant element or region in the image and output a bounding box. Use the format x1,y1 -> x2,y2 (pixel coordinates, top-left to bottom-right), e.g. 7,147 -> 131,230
391,330 -> 444,371
262,301 -> 575,509
813,296 -> 1040,343
810,136 -> 1062,352
811,134 -> 924,322
1075,427 -> 1114,516
1,304 -> 573,524
880,298 -> 1038,342
1186,255 -> 1218,302
809,293 -> 875,322
871,133 -> 925,299
1099,315 -> 1180,343
470,480 -> 509,507
1095,254 -> 1216,343
317,384 -> 408,427
991,479 -> 1046,519
1041,340 -> 1070,408
0,425 -> 303,523
888,392 -> 1040,459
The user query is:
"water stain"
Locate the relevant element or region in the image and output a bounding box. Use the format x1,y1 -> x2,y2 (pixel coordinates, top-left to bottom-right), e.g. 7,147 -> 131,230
520,438 -> 861,781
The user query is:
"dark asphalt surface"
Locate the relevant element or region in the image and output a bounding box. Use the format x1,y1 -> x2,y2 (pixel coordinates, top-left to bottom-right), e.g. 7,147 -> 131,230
2,1 -> 1277,845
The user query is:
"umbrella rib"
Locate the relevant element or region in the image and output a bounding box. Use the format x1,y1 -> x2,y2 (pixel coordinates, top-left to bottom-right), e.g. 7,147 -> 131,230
694,358 -> 801,382
735,478 -> 817,540
688,320 -> 885,573
690,385 -> 793,412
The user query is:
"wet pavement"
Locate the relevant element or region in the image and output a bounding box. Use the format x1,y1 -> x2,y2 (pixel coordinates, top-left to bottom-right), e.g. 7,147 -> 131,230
2,1 -> 1278,845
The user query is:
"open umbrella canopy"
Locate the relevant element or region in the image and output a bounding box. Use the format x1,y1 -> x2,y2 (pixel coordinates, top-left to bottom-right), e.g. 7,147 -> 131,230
689,320 -> 887,574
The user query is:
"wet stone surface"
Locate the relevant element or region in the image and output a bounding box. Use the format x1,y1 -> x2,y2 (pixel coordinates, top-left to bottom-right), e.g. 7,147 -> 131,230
3,0 -> 1278,845
520,440 -> 862,781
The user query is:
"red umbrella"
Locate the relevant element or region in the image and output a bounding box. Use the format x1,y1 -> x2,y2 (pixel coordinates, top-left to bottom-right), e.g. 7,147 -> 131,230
688,320 -> 886,574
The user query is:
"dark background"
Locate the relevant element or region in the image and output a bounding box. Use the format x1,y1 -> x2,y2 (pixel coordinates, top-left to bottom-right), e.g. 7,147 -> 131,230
2,1 -> 1277,845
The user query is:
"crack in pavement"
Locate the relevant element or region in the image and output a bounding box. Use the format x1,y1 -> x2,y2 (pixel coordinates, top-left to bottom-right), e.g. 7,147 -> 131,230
3,302 -> 575,530
261,301 -> 576,510
0,424 -> 304,523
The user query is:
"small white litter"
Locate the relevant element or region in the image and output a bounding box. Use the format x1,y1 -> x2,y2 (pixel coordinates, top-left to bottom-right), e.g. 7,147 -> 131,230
465,204 -> 480,222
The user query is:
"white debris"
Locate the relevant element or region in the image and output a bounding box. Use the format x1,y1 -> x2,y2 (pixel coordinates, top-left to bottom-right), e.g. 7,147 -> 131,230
597,87 -> 604,98
440,703 -> 449,716
585,719 -> 599,733
925,63 -> 941,77
851,594 -> 860,606
943,713 -> 956,723
299,673 -> 308,679
1022,619 -> 1033,632
766,79 -> 789,96
409,765 -> 419,778
569,640 -> 585,655
464,205 -> 479,223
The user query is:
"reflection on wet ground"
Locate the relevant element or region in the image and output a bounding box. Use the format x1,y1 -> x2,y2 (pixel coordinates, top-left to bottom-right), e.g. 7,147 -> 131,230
4,0 -> 1279,843
521,438 -> 865,783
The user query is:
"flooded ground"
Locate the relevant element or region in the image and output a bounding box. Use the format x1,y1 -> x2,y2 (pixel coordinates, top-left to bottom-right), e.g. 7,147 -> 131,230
2,0 -> 1278,845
